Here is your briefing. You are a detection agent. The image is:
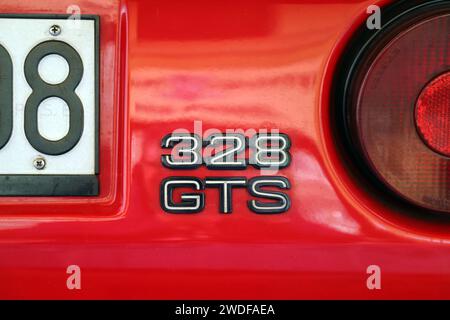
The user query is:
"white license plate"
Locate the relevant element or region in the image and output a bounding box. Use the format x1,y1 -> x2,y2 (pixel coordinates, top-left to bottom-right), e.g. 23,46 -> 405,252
0,15 -> 99,196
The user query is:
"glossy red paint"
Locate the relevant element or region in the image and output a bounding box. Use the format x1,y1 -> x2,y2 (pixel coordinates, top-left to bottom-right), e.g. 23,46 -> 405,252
0,0 -> 449,299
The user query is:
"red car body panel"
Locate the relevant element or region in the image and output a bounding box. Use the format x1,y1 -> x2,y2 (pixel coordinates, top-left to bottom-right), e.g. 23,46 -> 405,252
0,0 -> 449,299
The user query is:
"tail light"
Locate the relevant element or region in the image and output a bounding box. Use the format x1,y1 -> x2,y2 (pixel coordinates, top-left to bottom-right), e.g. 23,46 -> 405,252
336,1 -> 450,213
416,72 -> 450,158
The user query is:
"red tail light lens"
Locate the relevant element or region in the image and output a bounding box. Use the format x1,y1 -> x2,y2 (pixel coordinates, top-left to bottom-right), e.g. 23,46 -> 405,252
416,72 -> 450,158
338,2 -> 450,213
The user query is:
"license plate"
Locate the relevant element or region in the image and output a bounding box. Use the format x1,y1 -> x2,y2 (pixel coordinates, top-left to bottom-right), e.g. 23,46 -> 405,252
0,14 -> 99,196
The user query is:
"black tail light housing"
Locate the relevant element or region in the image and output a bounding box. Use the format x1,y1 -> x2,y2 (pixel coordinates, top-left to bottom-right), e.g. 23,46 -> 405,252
334,0 -> 450,214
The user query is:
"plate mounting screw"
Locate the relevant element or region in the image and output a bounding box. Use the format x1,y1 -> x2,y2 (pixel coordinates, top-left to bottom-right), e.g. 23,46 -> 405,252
33,157 -> 46,170
49,25 -> 61,36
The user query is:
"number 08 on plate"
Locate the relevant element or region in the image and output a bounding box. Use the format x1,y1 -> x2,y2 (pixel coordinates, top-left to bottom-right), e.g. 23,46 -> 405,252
0,15 -> 99,196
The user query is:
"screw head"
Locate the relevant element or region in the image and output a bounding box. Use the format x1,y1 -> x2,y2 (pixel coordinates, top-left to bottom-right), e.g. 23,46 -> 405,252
49,25 -> 61,36
33,157 -> 46,170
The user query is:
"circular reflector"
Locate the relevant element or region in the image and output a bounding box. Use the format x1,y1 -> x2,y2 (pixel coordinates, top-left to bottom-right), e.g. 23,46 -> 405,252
415,72 -> 450,158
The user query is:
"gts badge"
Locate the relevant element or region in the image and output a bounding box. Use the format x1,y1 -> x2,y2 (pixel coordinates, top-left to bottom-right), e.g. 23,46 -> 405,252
160,132 -> 292,214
